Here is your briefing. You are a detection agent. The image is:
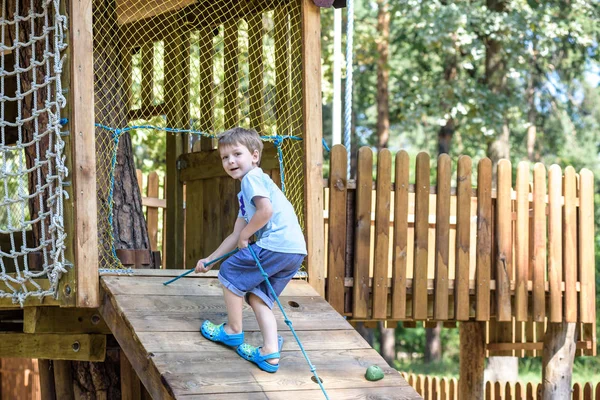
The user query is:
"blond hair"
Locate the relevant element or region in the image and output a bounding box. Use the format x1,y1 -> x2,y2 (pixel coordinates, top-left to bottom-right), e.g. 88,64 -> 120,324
217,127 -> 264,159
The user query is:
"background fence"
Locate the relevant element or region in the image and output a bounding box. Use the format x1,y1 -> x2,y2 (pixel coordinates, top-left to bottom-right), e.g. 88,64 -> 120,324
401,373 -> 600,400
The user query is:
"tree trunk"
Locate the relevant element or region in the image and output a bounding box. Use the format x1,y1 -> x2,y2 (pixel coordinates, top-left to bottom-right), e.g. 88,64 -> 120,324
425,322 -> 442,363
485,0 -> 511,181
94,0 -> 151,258
542,322 -> 577,399
375,0 -> 390,150
378,321 -> 396,366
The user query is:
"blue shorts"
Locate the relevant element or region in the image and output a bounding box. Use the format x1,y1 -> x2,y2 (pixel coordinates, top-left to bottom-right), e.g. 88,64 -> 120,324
218,243 -> 305,309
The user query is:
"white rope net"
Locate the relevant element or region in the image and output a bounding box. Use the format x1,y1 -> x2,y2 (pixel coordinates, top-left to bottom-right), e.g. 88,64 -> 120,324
0,0 -> 69,305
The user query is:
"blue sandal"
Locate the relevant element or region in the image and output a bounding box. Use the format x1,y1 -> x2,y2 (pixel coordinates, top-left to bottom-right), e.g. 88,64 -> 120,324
200,321 -> 244,347
236,336 -> 284,373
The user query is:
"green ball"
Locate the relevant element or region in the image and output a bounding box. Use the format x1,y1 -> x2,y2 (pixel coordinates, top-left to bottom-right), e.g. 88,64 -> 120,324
365,365 -> 384,381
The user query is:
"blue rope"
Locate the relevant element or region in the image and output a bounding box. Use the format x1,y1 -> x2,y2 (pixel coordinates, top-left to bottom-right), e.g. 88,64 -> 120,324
247,245 -> 329,400
162,249 -> 239,286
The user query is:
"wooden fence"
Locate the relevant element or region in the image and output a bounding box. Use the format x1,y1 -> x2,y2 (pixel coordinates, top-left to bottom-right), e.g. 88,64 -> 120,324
323,146 -> 596,327
135,170 -> 167,266
401,373 -> 600,400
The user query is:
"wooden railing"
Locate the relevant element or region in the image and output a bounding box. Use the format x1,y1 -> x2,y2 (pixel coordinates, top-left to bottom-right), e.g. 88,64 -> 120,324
323,146 -> 596,338
135,170 -> 167,266
401,373 -> 600,400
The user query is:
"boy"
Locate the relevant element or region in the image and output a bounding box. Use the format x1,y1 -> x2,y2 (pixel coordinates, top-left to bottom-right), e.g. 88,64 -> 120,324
195,127 -> 306,373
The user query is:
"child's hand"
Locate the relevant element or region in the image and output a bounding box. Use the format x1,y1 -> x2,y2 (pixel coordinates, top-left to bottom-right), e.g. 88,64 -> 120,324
237,237 -> 249,249
195,258 -> 212,273
237,231 -> 250,249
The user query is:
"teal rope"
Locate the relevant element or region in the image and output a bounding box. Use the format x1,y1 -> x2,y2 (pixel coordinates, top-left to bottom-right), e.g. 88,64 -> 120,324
162,248 -> 239,286
247,245 -> 329,400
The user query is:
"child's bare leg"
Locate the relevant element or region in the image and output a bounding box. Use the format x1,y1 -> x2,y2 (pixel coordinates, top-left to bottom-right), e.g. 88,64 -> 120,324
223,286 -> 243,334
248,293 -> 279,365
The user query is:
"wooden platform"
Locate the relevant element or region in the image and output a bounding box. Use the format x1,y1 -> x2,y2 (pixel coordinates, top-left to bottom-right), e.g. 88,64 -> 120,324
98,269 -> 420,399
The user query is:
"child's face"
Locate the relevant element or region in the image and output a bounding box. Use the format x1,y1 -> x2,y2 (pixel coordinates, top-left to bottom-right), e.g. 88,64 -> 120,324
219,143 -> 260,180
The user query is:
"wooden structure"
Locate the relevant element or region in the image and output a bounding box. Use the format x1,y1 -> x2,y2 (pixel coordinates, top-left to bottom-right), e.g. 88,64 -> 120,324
0,0 -> 596,397
323,146 -> 596,357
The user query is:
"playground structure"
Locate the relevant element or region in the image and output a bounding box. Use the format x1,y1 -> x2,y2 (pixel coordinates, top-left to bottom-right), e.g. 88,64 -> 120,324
0,0 -> 596,399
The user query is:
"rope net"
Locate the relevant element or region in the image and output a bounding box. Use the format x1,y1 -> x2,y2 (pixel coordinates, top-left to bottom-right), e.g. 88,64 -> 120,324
93,0 -> 306,269
0,0 -> 69,304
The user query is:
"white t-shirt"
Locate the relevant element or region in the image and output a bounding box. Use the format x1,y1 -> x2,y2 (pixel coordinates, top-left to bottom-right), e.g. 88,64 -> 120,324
237,167 -> 307,255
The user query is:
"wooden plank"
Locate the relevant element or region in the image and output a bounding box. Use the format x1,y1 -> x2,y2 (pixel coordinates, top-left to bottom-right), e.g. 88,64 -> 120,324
495,159 -> 512,321
223,20 -> 239,129
121,350 -> 143,400
98,287 -> 174,399
138,330 -> 367,353
372,149 -> 392,319
548,165 -> 563,322
391,150 -> 410,320
327,145 -> 348,314
111,289 -> 349,330
151,349 -> 408,395
563,166 -> 577,322
353,147 -> 373,319
69,0 -> 99,308
302,0 -> 325,297
274,6 -> 290,135
184,386 -> 420,399
515,161 -> 529,321
578,169 -> 595,324
413,152 -> 430,321
53,360 -> 74,400
146,172 -> 160,250
165,31 -> 188,269
457,156 -> 474,320
23,307 -> 110,334
116,0 -> 195,25
0,333 -> 105,361
532,163 -> 546,322
248,14 -> 264,134
434,154 -> 451,320
102,276 -> 317,297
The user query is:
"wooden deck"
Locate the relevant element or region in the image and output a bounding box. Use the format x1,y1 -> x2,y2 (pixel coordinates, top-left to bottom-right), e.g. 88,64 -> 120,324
99,269 -> 420,399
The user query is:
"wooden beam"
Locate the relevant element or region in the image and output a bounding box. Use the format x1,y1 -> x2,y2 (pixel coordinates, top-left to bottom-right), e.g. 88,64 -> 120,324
178,144 -> 279,183
301,0 -> 325,297
38,359 -> 56,400
116,0 -> 196,25
118,0 -> 289,50
24,307 -> 110,334
53,360 -> 75,400
0,333 -> 105,361
69,0 -> 99,307
459,322 -> 485,400
121,350 -> 143,400
0,278 -> 61,307
164,30 -> 187,269
98,286 -> 174,399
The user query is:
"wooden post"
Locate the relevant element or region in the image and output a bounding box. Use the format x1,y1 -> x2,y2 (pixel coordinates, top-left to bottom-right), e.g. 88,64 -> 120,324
69,0 -> 99,307
542,322 -> 578,399
164,30 -> 187,269
38,360 -> 56,400
121,350 -> 142,400
301,0 -> 325,297
53,360 -> 74,399
459,322 -> 485,400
